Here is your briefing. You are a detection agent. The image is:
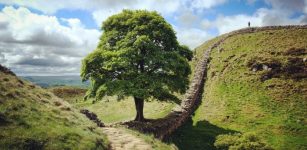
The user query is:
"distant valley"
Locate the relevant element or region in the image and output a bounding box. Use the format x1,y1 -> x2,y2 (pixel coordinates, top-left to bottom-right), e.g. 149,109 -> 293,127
21,75 -> 89,88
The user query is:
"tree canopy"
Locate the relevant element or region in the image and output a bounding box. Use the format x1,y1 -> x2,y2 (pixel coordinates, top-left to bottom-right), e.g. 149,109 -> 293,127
81,9 -> 192,108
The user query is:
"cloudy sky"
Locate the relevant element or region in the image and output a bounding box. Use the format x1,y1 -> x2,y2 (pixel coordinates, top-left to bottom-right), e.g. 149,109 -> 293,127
0,0 -> 306,76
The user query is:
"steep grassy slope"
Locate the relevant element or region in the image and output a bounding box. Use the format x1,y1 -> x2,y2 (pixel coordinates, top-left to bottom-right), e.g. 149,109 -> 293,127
171,27 -> 307,149
0,67 -> 109,149
49,86 -> 177,124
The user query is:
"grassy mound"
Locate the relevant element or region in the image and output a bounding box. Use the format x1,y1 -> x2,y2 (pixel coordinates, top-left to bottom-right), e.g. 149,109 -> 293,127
171,27 -> 307,149
0,66 -> 109,149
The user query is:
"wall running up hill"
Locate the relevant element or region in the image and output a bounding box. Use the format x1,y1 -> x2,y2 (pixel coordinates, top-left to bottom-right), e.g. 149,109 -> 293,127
121,25 -> 307,140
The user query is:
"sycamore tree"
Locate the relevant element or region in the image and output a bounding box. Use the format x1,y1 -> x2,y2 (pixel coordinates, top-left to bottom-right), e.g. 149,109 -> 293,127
81,10 -> 192,122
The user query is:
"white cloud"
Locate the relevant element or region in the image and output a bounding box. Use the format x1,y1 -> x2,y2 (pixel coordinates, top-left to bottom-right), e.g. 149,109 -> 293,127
176,10 -> 199,27
0,52 -> 6,63
213,14 -> 262,34
264,0 -> 305,13
189,0 -> 227,9
0,0 -> 224,27
91,0 -> 181,27
0,0 -> 133,14
0,6 -> 101,75
0,0 -> 225,53
202,6 -> 307,35
173,25 -> 213,49
92,9 -> 123,27
0,0 -> 227,16
0,0 -> 181,25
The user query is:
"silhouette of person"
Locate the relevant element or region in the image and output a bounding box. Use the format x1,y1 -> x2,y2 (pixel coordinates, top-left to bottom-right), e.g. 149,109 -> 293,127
248,21 -> 250,27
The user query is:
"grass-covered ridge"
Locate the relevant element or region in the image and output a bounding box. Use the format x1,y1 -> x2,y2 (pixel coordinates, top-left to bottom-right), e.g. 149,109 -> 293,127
0,66 -> 109,149
171,27 -> 307,149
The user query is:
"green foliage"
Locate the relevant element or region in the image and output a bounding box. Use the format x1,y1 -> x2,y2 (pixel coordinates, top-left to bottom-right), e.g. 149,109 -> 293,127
81,10 -> 191,101
214,133 -> 272,150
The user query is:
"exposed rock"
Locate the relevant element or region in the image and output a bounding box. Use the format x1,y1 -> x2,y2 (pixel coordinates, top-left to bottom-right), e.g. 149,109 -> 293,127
80,109 -> 105,127
262,65 -> 269,71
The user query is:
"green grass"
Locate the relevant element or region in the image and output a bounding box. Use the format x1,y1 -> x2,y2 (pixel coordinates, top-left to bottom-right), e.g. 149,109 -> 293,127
76,97 -> 176,124
171,28 -> 307,149
0,72 -> 109,149
49,86 -> 177,124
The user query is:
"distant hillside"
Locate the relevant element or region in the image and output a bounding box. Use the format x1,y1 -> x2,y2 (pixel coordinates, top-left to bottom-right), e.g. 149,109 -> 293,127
172,26 -> 307,149
22,75 -> 89,88
0,65 -> 109,149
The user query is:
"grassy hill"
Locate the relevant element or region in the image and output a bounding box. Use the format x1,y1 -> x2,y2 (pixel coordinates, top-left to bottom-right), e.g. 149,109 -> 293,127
171,27 -> 307,149
0,66 -> 109,149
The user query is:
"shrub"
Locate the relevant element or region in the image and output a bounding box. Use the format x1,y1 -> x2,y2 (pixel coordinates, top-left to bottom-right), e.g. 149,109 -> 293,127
214,132 -> 273,150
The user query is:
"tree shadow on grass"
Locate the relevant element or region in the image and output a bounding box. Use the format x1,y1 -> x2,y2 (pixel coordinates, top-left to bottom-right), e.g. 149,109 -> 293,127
168,118 -> 238,150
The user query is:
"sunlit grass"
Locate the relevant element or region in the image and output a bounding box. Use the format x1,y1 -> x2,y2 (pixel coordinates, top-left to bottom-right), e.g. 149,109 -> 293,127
49,86 -> 178,124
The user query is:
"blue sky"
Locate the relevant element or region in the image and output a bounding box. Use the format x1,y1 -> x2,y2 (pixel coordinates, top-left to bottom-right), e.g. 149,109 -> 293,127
0,0 -> 306,75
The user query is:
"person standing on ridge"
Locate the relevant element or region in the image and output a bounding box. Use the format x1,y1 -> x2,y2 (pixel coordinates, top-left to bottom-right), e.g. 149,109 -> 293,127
248,21 -> 250,27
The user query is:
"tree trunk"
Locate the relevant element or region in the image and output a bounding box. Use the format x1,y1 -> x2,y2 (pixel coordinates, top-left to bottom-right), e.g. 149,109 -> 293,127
134,97 -> 145,122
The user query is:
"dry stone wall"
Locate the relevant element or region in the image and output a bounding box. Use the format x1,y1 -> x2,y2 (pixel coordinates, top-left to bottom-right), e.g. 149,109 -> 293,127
119,25 -> 307,140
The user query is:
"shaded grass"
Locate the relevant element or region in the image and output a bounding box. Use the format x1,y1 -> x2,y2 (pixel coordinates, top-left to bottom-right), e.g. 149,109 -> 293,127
169,119 -> 238,150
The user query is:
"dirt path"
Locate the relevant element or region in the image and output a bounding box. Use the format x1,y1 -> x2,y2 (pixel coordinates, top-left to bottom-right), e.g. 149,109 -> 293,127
103,127 -> 152,150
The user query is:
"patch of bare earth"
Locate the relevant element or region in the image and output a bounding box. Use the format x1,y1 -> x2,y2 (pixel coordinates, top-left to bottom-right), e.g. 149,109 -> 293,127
103,127 -> 152,150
